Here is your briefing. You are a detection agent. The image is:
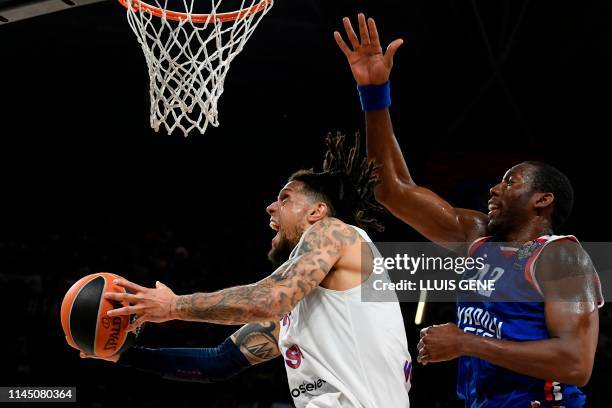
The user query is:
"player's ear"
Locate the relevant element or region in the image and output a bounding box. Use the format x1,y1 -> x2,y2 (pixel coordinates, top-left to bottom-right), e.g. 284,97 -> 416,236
306,202 -> 329,223
533,192 -> 554,209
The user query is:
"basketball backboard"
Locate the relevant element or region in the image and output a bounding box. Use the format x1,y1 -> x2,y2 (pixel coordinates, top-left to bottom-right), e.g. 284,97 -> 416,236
0,0 -> 106,24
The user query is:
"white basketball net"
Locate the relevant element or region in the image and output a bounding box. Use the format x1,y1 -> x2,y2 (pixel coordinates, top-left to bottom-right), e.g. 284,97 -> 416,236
123,0 -> 274,136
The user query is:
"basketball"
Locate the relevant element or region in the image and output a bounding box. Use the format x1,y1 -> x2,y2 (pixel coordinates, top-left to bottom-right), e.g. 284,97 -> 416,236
61,272 -> 137,358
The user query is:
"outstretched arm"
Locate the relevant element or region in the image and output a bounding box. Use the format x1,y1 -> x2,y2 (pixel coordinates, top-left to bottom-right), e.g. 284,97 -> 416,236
79,321 -> 280,382
335,14 -> 488,250
105,218 -> 357,329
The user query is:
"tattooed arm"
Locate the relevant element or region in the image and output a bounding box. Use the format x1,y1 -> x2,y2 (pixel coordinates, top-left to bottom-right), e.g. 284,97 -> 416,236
231,321 -> 281,364
106,217 -> 359,328
173,217 -> 358,324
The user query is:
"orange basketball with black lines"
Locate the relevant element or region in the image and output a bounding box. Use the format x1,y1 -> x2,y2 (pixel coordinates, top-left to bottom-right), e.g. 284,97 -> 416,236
61,272 -> 137,357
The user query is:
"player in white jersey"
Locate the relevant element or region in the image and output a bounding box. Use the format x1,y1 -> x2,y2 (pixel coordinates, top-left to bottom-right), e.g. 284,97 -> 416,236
81,129 -> 412,405
279,224 -> 410,407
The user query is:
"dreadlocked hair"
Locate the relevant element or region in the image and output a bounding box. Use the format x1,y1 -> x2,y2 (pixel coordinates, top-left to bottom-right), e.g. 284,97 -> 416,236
289,132 -> 385,232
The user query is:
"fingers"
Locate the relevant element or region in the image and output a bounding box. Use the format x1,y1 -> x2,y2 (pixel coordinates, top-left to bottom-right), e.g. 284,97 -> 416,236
357,13 -> 370,46
113,278 -> 147,294
418,328 -> 430,365
367,17 -> 380,47
80,351 -> 120,362
155,281 -> 169,290
127,323 -> 144,333
126,323 -> 140,333
334,31 -> 352,57
417,336 -> 429,365
104,292 -> 138,303
126,316 -> 146,333
342,16 -> 360,50
384,38 -> 404,68
107,305 -> 145,317
417,351 -> 429,365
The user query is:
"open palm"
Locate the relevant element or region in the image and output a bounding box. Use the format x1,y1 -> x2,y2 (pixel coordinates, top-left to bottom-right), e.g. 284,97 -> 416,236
335,14 -> 403,86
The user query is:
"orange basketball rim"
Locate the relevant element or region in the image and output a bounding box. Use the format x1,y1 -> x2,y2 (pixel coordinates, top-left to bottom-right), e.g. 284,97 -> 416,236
117,0 -> 273,24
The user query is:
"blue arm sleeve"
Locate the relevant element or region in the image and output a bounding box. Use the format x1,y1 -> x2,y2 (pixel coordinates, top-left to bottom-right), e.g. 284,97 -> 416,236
118,338 -> 251,383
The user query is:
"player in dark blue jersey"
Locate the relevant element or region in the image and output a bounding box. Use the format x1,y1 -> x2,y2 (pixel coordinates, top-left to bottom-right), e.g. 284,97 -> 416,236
335,14 -> 603,408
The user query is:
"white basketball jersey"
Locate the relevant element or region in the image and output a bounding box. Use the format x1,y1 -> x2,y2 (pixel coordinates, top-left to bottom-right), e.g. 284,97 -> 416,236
278,225 -> 412,408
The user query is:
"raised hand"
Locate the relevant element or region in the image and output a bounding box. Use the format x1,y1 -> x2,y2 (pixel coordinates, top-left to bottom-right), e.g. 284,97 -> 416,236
334,13 -> 403,86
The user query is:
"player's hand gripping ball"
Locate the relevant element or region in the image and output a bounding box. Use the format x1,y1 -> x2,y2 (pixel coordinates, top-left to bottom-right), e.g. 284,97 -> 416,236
61,272 -> 141,358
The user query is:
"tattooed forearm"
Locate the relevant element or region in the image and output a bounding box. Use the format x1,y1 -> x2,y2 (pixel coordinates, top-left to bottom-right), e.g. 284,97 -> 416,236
231,321 -> 280,365
175,281 -> 277,324
175,218 -> 358,324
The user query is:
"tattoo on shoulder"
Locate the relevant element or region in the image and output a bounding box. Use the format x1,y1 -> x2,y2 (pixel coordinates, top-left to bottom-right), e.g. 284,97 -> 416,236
264,218 -> 360,309
295,218 -> 359,257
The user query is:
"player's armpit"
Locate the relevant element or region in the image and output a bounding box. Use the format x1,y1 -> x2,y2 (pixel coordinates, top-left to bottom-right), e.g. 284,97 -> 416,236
376,179 -> 488,251
231,321 -> 281,365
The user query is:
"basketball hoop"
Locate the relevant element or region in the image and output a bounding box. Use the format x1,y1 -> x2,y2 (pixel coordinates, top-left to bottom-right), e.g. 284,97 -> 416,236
118,0 -> 274,136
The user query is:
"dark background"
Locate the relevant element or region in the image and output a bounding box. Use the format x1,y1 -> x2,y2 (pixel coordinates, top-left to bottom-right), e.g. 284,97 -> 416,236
1,0 -> 611,406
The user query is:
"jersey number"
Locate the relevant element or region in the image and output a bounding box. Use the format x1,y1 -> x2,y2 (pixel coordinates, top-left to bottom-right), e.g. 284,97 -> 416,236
471,264 -> 505,297
285,344 -> 303,369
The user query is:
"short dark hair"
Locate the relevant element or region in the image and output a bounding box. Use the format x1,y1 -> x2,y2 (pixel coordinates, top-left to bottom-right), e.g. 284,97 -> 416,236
289,132 -> 385,232
524,161 -> 574,232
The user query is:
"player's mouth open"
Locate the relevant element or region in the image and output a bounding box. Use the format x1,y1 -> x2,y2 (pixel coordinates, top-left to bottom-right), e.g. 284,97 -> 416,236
270,220 -> 281,247
488,203 -> 501,218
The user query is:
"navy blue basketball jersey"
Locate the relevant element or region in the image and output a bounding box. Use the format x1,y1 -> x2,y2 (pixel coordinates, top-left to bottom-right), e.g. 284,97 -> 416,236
456,235 -> 601,408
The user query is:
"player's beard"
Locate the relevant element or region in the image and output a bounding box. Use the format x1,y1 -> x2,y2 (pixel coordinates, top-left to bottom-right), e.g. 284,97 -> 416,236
486,203 -> 525,239
268,228 -> 300,266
